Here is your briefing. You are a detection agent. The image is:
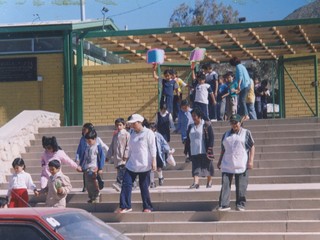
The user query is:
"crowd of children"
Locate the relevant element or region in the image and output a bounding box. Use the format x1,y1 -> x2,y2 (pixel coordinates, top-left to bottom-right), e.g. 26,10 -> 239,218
156,59 -> 271,122
3,112 -> 176,209
151,60 -> 271,123
2,59 -> 263,211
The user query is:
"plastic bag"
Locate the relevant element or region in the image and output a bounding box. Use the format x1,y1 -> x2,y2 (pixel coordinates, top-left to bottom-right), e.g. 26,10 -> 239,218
166,148 -> 176,166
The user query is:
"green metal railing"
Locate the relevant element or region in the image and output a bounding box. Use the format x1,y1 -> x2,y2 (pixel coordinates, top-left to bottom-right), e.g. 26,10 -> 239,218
278,55 -> 319,118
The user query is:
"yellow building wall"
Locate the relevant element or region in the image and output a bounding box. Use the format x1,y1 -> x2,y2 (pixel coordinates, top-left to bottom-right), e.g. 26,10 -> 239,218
82,63 -> 158,125
2,53 -> 319,127
82,63 -> 192,125
0,54 -> 64,126
283,54 -> 320,117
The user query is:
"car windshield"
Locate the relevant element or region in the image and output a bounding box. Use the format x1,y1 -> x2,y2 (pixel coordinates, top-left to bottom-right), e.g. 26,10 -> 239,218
43,210 -> 129,240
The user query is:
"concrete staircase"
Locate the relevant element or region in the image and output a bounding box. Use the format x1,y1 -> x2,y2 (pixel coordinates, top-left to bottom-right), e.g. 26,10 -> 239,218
2,117 -> 320,240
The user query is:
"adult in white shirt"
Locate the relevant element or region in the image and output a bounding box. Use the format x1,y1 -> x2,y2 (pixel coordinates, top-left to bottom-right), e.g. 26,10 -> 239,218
116,114 -> 157,213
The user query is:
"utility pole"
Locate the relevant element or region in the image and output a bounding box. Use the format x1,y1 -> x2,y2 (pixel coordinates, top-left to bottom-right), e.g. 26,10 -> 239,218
80,0 -> 85,21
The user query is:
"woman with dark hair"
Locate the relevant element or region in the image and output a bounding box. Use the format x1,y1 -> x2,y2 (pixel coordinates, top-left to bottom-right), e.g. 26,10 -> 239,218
184,108 -> 215,189
40,136 -> 81,189
229,57 -> 251,121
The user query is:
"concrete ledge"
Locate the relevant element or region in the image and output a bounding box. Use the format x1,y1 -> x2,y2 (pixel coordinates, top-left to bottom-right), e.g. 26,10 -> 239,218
0,110 -> 60,183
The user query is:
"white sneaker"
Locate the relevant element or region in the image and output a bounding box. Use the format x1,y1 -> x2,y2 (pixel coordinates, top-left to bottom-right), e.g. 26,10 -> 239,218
112,182 -> 121,192
236,206 -> 245,211
115,208 -> 132,213
91,198 -> 100,204
216,206 -> 231,211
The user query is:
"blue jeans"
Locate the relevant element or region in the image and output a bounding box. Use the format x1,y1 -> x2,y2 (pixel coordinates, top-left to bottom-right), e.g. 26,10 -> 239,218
116,165 -> 126,184
255,101 -> 262,119
238,87 -> 249,116
193,102 -> 209,121
217,98 -> 226,121
246,103 -> 257,120
218,171 -> 249,208
120,169 -> 153,210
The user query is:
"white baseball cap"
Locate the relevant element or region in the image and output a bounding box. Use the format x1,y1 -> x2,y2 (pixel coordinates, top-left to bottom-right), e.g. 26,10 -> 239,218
127,114 -> 144,123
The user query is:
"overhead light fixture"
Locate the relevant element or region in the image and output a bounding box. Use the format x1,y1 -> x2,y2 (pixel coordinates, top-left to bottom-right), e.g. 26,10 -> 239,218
238,17 -> 246,23
101,7 -> 109,13
101,7 -> 109,32
32,14 -> 40,24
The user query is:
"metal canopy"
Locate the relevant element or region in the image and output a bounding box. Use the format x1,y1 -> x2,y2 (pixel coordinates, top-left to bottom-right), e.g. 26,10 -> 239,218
83,18 -> 320,63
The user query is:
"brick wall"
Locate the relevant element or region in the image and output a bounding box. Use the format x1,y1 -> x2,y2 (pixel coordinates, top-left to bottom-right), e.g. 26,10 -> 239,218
284,55 -> 320,117
0,54 -> 64,126
82,63 -> 192,125
83,63 -> 158,125
4,53 -> 318,127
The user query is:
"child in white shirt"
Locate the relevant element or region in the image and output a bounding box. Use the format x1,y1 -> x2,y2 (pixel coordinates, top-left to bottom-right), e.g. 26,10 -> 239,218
7,158 -> 37,208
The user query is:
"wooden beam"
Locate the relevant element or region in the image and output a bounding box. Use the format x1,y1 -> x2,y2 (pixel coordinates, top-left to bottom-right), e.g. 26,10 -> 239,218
248,28 -> 277,60
198,31 -> 232,62
297,25 -> 317,53
224,30 -> 260,62
175,32 -> 218,63
150,34 -> 189,62
272,26 -> 296,54
105,37 -> 146,61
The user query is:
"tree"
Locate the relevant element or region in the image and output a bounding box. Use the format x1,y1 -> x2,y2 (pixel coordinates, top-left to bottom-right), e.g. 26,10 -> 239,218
169,0 -> 239,27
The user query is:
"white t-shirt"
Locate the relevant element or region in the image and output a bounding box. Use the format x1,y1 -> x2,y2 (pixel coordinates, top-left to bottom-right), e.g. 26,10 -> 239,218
194,83 -> 212,104
126,127 -> 157,172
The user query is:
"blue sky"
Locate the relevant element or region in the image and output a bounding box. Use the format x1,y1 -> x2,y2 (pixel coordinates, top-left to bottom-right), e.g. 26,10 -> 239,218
0,0 -> 314,29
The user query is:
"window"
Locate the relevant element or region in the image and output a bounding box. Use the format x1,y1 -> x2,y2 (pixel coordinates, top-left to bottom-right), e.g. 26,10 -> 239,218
0,39 -> 32,53
0,37 -> 63,54
34,37 -> 63,52
0,224 -> 50,240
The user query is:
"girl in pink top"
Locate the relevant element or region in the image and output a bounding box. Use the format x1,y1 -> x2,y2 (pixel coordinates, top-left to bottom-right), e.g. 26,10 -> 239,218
40,136 -> 81,189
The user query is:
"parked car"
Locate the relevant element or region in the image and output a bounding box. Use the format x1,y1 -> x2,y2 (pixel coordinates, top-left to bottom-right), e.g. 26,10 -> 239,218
0,207 -> 130,240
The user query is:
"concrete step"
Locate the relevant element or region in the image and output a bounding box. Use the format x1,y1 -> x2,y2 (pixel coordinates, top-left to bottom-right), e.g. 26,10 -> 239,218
126,232 -> 320,240
29,136 -> 320,151
22,166 -> 320,180
37,118 -> 320,134
4,173 -> 319,189
20,158 -> 320,174
34,129 -> 320,143
27,185 -> 320,207
92,209 -> 320,222
108,220 -> 320,234
24,140 -> 320,154
20,148 -> 320,161
5,167 -> 320,188
7,117 -> 320,240
31,198 -> 320,212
